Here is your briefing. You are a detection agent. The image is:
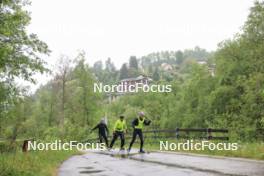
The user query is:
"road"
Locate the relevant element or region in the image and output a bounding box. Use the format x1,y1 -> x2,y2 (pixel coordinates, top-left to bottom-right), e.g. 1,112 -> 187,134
58,150 -> 264,176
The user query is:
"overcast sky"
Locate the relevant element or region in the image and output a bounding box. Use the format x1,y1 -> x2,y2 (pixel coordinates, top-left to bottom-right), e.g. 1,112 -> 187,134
25,0 -> 254,91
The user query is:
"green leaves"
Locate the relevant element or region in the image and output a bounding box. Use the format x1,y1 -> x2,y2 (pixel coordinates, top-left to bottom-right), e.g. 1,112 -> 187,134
0,0 -> 50,83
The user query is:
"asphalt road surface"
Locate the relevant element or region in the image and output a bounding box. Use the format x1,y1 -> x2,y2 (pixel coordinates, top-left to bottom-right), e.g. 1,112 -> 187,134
58,150 -> 264,176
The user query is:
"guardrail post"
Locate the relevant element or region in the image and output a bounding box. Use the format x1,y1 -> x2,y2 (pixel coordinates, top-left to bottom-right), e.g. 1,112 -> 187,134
207,128 -> 212,140
22,139 -> 31,152
176,128 -> 179,139
154,130 -> 157,140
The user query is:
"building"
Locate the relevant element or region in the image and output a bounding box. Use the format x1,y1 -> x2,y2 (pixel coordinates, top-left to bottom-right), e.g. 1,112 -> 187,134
197,61 -> 215,76
108,75 -> 152,102
197,61 -> 207,65
118,75 -> 152,92
161,63 -> 173,71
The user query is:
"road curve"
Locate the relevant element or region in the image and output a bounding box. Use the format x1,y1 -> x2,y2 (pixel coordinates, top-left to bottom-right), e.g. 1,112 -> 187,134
58,150 -> 264,176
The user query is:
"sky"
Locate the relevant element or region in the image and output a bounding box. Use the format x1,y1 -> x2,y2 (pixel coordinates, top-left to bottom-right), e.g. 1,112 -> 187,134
24,0 -> 254,91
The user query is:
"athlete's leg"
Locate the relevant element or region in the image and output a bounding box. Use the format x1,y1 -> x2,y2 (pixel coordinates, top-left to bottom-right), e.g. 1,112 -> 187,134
120,132 -> 125,149
128,130 -> 137,150
103,134 -> 109,147
138,130 -> 144,151
101,133 -> 109,147
109,132 -> 118,148
99,133 -> 103,143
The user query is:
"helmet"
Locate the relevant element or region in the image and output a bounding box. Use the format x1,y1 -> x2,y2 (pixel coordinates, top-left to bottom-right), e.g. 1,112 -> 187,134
138,111 -> 145,117
100,118 -> 106,124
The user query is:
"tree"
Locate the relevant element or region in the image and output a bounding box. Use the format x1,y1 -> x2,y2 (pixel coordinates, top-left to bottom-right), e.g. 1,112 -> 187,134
105,58 -> 116,72
211,1 -> 264,140
0,0 -> 50,83
119,63 -> 129,80
55,56 -> 71,132
100,58 -> 118,84
0,0 -> 49,141
73,52 -> 95,126
128,56 -> 139,77
153,67 -> 160,81
93,60 -> 103,73
129,56 -> 138,69
176,50 -> 184,65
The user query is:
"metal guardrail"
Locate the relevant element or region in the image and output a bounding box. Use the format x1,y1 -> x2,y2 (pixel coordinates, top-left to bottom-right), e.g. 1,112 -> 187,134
0,128 -> 230,152
83,128 -> 229,143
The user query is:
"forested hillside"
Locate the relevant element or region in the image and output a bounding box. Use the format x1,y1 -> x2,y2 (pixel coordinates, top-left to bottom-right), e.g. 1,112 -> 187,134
92,47 -> 212,84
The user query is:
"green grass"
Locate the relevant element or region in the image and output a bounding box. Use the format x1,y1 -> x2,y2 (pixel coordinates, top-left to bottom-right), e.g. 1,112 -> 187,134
0,150 -> 79,176
143,139 -> 264,160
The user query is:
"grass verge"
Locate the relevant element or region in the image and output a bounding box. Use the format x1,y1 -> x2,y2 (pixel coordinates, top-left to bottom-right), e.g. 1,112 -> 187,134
0,150 -> 80,176
143,139 -> 264,160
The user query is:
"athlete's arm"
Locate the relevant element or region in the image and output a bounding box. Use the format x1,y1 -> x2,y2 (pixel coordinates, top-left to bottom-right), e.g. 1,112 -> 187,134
91,124 -> 99,131
144,118 -> 151,125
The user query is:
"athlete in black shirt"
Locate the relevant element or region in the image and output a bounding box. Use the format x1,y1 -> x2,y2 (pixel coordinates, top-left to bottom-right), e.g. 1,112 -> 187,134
91,118 -> 109,147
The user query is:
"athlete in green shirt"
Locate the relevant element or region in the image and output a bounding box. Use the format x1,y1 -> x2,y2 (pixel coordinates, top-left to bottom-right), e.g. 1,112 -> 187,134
109,115 -> 127,150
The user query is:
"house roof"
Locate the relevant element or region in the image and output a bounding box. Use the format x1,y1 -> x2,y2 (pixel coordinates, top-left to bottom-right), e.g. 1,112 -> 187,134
120,75 -> 152,82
